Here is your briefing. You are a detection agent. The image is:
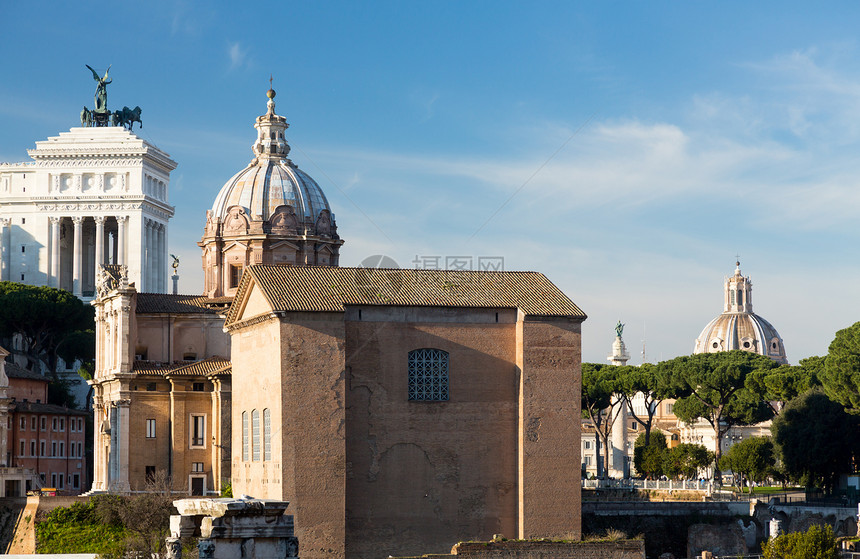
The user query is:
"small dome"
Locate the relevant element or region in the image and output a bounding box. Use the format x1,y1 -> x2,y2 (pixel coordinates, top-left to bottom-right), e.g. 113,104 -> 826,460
693,263 -> 787,364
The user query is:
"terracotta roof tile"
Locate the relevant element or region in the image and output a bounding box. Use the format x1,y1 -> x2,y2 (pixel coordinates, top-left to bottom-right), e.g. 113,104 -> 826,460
132,357 -> 231,377
226,265 -> 586,325
10,401 -> 88,416
136,294 -> 232,314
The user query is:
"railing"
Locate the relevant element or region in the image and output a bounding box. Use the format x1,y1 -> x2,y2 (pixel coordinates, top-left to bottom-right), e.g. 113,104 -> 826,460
583,478 -> 715,492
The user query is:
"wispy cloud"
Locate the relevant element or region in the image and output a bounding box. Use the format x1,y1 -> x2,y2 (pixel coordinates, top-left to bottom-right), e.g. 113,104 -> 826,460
228,42 -> 251,70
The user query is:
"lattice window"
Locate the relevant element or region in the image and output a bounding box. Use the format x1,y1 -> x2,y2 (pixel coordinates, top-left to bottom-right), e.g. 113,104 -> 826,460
242,412 -> 249,461
263,408 -> 271,461
252,410 -> 261,461
408,348 -> 449,401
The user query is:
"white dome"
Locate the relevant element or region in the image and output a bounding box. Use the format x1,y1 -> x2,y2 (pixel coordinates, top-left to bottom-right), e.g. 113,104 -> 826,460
693,263 -> 787,364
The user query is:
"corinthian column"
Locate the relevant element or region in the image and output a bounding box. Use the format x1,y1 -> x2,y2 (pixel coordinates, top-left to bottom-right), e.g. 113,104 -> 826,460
94,216 -> 106,272
0,218 -> 9,282
117,216 -> 128,266
72,216 -> 83,297
49,217 -> 61,288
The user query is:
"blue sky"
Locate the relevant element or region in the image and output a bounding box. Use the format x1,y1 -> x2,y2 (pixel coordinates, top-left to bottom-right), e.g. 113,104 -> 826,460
2,1 -> 860,364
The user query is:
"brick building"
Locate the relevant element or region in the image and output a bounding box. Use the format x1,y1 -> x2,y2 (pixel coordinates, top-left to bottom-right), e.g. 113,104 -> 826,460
225,265 -> 586,559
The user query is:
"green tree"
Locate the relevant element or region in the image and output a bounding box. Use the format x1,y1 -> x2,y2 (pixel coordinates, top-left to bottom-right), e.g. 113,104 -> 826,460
762,524 -> 840,559
749,360 -> 822,411
771,389 -> 860,493
719,436 -> 775,490
821,322 -> 860,412
581,363 -> 624,477
616,363 -> 672,445
656,350 -> 777,468
664,443 -> 714,480
0,282 -> 94,380
633,431 -> 667,478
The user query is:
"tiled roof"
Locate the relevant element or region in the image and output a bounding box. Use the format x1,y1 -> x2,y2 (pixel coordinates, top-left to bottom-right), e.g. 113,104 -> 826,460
132,357 -> 231,377
226,265 -> 586,325
10,401 -> 88,416
136,293 -> 232,314
4,361 -> 48,382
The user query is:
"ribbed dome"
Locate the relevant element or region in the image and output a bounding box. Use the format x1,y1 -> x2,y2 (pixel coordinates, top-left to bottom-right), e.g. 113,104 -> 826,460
693,263 -> 787,364
212,161 -> 332,223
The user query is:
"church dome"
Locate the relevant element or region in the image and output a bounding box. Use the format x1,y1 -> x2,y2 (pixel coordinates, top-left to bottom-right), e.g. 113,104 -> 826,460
210,90 -> 335,226
212,161 -> 333,225
199,88 -> 343,298
693,263 -> 787,364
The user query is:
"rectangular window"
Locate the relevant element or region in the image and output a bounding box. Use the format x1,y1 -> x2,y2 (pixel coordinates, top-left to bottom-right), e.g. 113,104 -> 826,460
58,474 -> 64,489
51,473 -> 56,488
51,441 -> 56,457
192,382 -> 205,392
77,442 -> 82,458
242,411 -> 249,461
39,473 -> 45,484
229,265 -> 243,289
73,474 -> 80,489
190,415 -> 205,448
58,442 -> 64,457
192,462 -> 204,473
40,441 -> 45,457
252,410 -> 261,461
584,456 -> 592,466
407,348 -> 450,401
584,440 -> 591,450
146,419 -> 156,438
31,417 -> 36,430
19,417 -> 26,430
19,440 -> 24,456
78,418 -> 83,431
59,418 -> 64,432
263,409 -> 271,461
30,441 -> 35,457
70,443 -> 75,458
666,403 -> 674,414
145,466 -> 156,483
52,418 -> 57,431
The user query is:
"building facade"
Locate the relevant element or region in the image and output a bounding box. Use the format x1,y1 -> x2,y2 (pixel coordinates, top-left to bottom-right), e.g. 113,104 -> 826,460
89,266 -> 231,494
0,126 -> 176,298
225,265 -> 586,559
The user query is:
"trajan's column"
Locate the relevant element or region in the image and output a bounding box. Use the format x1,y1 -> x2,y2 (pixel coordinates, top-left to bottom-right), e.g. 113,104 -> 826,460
607,321 -> 631,479
0,66 -> 175,298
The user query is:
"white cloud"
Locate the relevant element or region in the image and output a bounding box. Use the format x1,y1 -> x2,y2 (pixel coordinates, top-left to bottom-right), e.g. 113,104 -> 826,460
228,42 -> 250,70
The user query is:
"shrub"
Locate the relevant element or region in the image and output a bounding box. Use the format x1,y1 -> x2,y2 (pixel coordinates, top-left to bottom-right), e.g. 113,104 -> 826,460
762,524 -> 840,559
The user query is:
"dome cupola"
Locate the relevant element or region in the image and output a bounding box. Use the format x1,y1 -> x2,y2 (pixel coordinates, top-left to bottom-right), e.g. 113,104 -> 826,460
199,87 -> 344,298
693,262 -> 787,364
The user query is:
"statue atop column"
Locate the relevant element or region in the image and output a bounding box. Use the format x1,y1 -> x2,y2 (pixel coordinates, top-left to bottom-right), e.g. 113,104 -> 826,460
615,320 -> 624,338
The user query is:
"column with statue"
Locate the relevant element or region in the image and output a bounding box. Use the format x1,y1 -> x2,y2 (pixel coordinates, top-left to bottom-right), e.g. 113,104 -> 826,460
608,321 -> 631,479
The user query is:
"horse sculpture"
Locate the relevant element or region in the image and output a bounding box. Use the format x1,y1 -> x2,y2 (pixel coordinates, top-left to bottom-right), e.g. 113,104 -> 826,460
80,107 -> 92,127
112,106 -> 143,131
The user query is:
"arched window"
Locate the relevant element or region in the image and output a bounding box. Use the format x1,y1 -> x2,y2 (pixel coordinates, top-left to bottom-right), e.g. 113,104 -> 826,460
408,348 -> 449,401
263,409 -> 271,461
242,411 -> 249,462
252,410 -> 261,461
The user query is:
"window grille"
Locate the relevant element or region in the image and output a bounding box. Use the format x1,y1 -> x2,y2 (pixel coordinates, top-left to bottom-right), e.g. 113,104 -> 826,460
146,419 -> 156,438
252,410 -> 261,461
408,348 -> 449,401
263,409 -> 271,461
242,411 -> 249,461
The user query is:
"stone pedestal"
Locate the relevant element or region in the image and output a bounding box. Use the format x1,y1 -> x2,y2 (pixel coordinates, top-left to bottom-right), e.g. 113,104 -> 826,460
170,498 -> 298,559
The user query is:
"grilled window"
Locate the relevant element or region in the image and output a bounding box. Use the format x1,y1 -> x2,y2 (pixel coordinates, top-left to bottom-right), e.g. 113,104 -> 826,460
408,349 -> 449,401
